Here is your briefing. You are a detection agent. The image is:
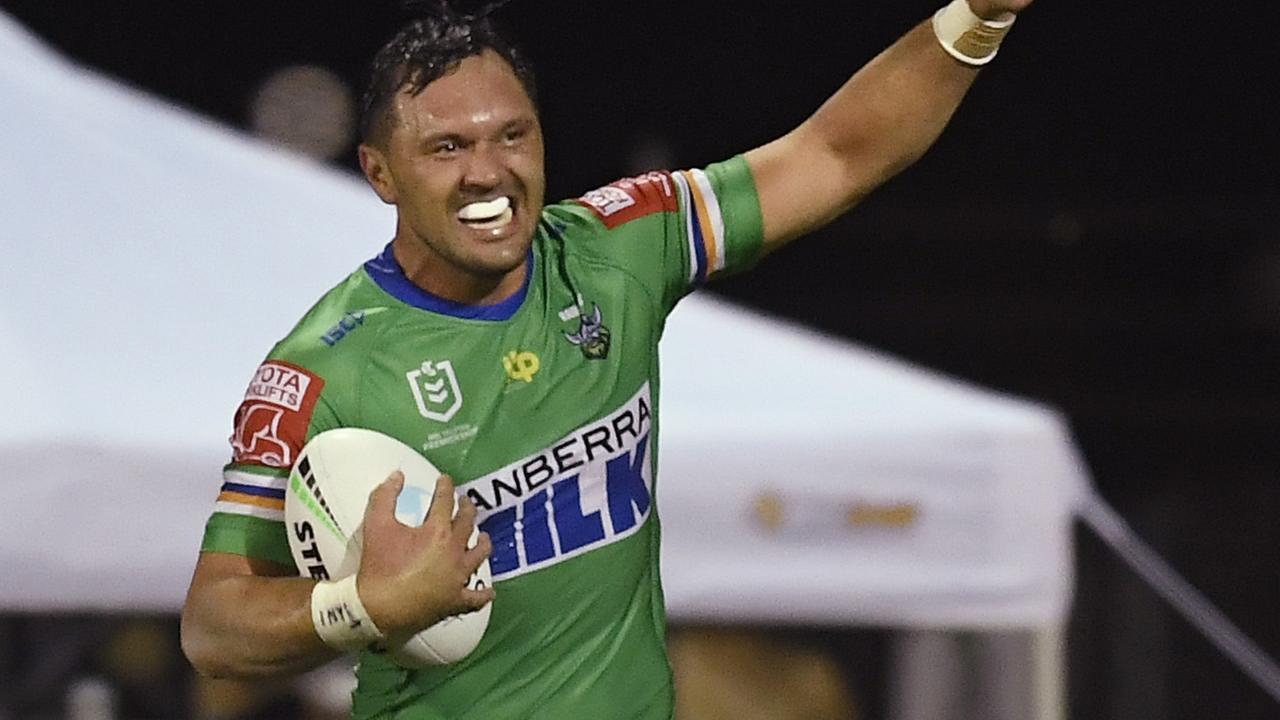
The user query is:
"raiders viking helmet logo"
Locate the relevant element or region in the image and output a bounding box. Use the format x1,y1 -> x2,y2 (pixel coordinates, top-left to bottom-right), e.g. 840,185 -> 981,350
565,304 -> 611,360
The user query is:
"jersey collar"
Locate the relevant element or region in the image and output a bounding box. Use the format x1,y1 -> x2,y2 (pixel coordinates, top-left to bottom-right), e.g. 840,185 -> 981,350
363,242 -> 533,321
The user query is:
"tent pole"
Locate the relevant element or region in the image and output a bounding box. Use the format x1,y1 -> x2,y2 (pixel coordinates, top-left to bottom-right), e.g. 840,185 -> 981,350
1031,623 -> 1066,720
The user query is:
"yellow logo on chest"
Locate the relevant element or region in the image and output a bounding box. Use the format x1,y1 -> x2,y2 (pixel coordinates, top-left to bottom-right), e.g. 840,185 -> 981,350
503,351 -> 541,383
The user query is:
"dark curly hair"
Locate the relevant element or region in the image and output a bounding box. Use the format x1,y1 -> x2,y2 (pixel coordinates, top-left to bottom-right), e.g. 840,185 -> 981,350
359,1 -> 537,147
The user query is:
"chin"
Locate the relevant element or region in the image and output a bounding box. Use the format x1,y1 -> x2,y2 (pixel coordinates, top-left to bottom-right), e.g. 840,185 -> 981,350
489,235 -> 534,269
471,249 -> 528,279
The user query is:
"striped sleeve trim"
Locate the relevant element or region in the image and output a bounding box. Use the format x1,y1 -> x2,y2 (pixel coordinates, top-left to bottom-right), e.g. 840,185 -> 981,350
672,168 -> 728,284
214,468 -> 287,522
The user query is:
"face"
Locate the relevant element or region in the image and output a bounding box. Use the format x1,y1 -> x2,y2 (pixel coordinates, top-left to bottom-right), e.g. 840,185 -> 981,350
360,50 -> 545,299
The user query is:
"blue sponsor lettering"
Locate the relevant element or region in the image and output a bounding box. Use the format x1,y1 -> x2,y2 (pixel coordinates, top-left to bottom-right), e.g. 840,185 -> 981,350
553,475 -> 606,553
321,311 -> 366,347
606,435 -> 650,534
521,490 -> 556,565
463,395 -> 651,513
467,383 -> 654,580
486,507 -> 520,575
477,430 -> 652,580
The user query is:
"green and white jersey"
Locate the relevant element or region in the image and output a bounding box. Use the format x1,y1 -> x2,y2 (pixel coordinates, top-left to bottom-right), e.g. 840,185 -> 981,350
202,156 -> 763,719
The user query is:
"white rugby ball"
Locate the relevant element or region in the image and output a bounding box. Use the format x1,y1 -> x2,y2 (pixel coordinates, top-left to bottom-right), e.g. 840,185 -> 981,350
284,427 -> 491,667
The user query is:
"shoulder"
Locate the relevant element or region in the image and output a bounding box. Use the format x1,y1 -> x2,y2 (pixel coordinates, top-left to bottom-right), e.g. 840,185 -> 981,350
269,265 -> 398,372
550,171 -> 681,232
227,266 -> 395,470
539,172 -> 686,274
240,264 -> 398,422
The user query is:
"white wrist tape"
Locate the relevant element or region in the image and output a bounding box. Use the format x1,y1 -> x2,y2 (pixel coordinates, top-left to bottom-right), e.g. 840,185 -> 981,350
932,0 -> 1016,66
310,575 -> 385,653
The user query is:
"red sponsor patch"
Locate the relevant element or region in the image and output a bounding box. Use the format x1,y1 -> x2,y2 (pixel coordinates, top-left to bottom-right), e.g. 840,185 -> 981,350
574,171 -> 679,229
229,360 -> 324,469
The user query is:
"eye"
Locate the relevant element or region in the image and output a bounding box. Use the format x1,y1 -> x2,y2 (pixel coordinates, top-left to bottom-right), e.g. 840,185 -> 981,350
502,127 -> 527,145
432,139 -> 460,156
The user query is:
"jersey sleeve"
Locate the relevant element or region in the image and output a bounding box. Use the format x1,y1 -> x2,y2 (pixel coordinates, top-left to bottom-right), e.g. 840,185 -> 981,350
563,154 -> 765,315
200,356 -> 339,567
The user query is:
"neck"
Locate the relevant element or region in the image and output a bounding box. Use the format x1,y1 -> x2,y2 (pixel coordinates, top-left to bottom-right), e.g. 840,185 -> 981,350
391,236 -> 527,306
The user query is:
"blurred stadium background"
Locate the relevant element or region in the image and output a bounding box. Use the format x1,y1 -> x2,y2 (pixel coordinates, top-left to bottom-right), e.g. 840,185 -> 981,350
1,1 -> 1278,718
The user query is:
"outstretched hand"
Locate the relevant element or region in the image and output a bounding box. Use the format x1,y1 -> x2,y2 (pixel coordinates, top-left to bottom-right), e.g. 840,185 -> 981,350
354,471 -> 495,637
967,0 -> 1035,19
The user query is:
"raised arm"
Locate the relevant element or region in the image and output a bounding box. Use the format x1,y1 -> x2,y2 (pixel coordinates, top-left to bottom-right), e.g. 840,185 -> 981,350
745,0 -> 1034,251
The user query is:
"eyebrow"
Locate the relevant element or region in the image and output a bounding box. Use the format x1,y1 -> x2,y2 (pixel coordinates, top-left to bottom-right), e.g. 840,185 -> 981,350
415,116 -> 536,145
418,131 -> 466,146
497,117 -> 535,134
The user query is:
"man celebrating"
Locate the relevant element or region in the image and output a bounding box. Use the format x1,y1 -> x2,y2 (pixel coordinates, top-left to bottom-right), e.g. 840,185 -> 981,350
181,0 -> 1035,717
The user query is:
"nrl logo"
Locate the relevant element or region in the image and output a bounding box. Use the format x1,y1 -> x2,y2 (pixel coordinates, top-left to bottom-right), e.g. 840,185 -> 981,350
565,304 -> 611,360
406,360 -> 463,422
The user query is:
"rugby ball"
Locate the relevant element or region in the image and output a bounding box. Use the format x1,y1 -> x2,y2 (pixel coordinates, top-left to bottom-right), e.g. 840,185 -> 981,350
284,427 -> 491,667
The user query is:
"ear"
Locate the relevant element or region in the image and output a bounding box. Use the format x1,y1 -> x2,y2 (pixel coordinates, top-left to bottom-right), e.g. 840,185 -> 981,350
358,143 -> 398,205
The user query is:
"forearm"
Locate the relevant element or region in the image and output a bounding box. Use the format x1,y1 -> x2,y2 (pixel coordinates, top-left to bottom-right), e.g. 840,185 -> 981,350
181,567 -> 338,678
750,15 -> 1001,248
804,20 -> 981,204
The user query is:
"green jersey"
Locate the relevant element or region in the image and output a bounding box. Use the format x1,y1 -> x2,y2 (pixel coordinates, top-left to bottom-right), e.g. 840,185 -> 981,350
202,156 -> 763,719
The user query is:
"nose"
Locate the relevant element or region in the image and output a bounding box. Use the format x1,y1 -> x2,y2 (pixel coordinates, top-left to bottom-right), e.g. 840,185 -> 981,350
460,143 -> 502,192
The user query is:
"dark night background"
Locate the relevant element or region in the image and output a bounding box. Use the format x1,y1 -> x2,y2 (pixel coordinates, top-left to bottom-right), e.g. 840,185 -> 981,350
2,1 -> 1277,718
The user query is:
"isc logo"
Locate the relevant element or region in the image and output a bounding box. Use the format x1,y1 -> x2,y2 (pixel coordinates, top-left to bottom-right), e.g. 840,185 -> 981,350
462,384 -> 654,580
321,311 -> 366,347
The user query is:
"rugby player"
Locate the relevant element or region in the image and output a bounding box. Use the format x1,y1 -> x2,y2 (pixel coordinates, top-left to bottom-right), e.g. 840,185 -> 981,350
181,0 -> 1036,717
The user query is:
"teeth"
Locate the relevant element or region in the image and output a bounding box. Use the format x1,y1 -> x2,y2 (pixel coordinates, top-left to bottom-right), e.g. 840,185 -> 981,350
458,196 -> 511,221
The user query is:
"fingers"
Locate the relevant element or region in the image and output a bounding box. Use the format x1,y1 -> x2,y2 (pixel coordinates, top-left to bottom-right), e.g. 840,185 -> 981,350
452,494 -> 478,544
459,534 -> 496,612
464,531 -> 492,567
364,470 -> 405,525
458,583 -> 496,612
422,473 -> 458,527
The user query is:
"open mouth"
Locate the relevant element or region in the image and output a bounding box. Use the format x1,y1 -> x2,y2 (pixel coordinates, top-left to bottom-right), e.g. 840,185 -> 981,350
457,196 -> 515,231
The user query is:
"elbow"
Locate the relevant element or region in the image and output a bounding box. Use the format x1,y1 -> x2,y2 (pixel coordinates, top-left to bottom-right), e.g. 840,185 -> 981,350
810,124 -> 938,202
180,629 -> 269,680
179,604 -> 315,680
184,652 -> 232,680
180,603 -> 264,679
179,611 -> 233,678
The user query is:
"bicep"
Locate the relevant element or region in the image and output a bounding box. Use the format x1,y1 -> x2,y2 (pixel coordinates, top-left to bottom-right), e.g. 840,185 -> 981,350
746,126 -> 871,254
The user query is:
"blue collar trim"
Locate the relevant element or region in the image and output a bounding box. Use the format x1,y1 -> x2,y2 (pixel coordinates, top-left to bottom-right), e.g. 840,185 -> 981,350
363,242 -> 532,321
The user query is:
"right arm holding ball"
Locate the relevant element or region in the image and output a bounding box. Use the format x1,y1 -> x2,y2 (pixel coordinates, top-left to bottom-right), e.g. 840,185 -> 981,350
180,473 -> 494,678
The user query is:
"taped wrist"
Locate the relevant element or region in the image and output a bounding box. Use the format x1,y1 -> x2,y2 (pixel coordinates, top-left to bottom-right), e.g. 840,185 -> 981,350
310,575 -> 385,653
932,0 -> 1016,66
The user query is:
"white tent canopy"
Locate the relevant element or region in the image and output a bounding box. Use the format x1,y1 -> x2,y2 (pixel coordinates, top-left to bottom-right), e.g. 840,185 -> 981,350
0,10 -> 1085,631
659,303 -> 1086,628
